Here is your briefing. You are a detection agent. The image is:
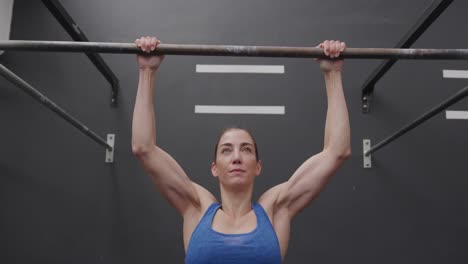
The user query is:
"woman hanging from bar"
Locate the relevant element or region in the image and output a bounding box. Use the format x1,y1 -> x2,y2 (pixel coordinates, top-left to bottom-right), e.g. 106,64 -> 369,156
131,36 -> 351,263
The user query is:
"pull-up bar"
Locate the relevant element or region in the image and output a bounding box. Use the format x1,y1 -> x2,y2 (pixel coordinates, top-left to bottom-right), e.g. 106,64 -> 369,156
363,85 -> 468,168
1,40 -> 468,59
0,63 -> 114,153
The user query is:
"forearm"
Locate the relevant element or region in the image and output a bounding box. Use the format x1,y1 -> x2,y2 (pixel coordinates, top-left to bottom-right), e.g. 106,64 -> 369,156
322,70 -> 351,158
132,68 -> 158,152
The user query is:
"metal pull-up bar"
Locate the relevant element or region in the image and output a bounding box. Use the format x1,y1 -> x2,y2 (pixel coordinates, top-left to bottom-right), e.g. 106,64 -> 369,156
0,63 -> 114,153
41,0 -> 119,105
363,85 -> 468,168
361,0 -> 454,112
1,40 -> 468,59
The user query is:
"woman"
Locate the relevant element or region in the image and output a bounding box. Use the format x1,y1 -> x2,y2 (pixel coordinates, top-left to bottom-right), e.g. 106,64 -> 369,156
132,36 -> 350,263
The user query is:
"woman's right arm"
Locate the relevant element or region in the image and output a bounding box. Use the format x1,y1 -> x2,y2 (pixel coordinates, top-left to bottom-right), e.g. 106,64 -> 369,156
131,37 -> 215,216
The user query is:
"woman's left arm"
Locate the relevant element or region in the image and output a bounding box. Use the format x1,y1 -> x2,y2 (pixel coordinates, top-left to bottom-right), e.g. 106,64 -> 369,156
260,40 -> 351,219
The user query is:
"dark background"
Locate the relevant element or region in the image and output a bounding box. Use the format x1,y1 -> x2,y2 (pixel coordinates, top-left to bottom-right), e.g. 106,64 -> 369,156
1,0 -> 467,263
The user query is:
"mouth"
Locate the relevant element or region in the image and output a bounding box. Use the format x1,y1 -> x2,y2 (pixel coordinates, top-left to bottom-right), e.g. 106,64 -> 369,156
229,169 -> 246,173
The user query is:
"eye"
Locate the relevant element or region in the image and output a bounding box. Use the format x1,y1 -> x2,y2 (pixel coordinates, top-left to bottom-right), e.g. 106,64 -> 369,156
221,148 -> 231,154
242,147 -> 252,153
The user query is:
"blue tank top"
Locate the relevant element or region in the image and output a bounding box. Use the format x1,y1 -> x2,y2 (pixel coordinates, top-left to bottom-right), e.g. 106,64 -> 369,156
185,203 -> 282,264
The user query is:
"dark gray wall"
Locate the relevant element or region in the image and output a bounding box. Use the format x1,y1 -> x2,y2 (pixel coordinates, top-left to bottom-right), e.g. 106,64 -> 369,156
1,0 -> 467,263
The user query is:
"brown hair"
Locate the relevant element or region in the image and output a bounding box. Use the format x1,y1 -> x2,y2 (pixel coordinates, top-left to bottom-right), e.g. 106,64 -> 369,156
213,127 -> 259,162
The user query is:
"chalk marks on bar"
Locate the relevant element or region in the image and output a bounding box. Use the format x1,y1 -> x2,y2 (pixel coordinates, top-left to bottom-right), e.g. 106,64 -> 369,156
195,105 -> 285,115
196,64 -> 285,74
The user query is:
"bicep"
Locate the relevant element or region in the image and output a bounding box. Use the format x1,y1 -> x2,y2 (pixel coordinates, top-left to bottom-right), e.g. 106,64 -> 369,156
136,146 -> 213,215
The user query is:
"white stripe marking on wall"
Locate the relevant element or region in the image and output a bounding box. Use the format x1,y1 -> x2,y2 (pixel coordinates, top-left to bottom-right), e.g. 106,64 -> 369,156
446,110 -> 468,119
194,105 -> 285,115
443,70 -> 468,79
196,65 -> 285,74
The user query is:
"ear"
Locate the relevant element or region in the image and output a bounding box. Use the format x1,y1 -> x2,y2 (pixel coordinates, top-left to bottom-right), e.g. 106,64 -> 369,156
211,161 -> 218,178
255,160 -> 262,177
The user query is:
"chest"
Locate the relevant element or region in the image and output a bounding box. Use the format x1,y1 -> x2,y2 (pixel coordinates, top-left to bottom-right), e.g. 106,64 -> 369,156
211,210 -> 257,234
186,220 -> 282,264
185,204 -> 284,263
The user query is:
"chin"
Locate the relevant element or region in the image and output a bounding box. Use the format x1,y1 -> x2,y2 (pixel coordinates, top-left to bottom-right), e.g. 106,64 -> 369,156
224,177 -> 253,189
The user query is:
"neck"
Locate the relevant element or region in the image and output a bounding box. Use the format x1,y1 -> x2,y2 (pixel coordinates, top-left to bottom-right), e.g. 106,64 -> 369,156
219,183 -> 254,217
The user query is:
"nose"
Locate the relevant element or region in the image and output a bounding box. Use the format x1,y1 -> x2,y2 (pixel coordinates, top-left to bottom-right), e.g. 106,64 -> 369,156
232,149 -> 242,164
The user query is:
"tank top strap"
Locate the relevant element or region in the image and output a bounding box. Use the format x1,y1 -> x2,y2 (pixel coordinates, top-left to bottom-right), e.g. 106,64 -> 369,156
197,202 -> 221,228
252,203 -> 271,229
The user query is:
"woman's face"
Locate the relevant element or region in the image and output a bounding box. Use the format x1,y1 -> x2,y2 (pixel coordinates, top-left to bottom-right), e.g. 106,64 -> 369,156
211,129 -> 262,189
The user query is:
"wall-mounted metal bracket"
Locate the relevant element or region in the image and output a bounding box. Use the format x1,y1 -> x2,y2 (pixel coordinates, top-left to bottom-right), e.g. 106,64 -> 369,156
363,139 -> 372,168
105,134 -> 115,163
361,0 -> 453,113
42,0 -> 119,105
362,93 -> 372,113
